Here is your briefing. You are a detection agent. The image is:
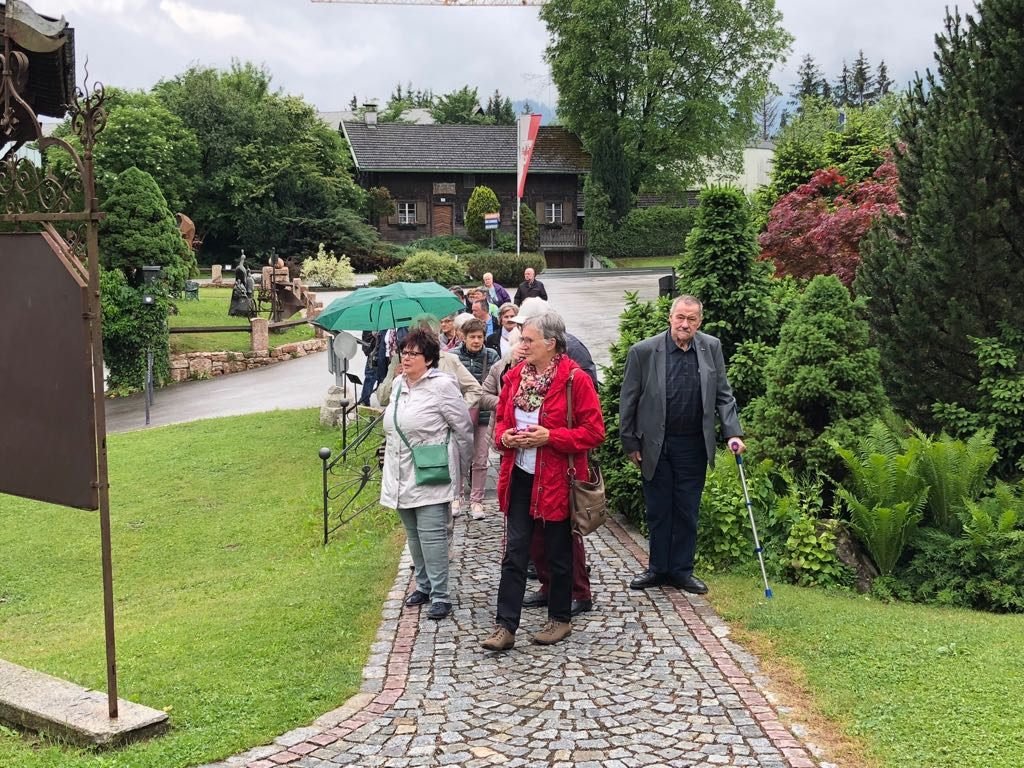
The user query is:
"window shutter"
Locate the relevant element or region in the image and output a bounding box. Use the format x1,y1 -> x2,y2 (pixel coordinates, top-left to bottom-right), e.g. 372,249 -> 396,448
535,201 -> 545,222
564,198 -> 573,225
387,207 -> 398,226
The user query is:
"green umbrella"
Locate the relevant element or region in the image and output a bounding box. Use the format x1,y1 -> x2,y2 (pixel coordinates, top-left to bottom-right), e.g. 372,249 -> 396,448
314,281 -> 466,332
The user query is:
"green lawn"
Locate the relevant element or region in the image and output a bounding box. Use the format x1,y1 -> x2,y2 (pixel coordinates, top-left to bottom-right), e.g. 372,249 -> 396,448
0,410 -> 402,768
168,291 -> 315,354
608,255 -> 680,268
709,574 -> 1024,768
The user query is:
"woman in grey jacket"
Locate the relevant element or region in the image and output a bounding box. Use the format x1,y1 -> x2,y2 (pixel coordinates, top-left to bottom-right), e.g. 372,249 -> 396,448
380,328 -> 473,620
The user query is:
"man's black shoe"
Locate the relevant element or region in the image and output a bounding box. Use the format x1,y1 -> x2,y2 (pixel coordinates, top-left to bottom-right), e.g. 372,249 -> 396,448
526,562 -> 538,580
570,599 -> 593,616
426,601 -> 452,620
404,590 -> 430,607
630,571 -> 667,590
522,590 -> 548,608
672,575 -> 709,595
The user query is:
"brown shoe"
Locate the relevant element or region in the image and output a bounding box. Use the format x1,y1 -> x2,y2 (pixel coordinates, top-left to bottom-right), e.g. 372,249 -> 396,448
481,626 -> 515,652
533,620 -> 572,645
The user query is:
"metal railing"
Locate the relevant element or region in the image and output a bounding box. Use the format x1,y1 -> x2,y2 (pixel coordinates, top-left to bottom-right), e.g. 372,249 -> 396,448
318,407 -> 386,545
539,229 -> 587,249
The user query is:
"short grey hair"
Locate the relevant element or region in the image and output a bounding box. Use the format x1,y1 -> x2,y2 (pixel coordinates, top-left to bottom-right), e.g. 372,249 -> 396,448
671,294 -> 704,316
523,310 -> 567,354
498,302 -> 517,317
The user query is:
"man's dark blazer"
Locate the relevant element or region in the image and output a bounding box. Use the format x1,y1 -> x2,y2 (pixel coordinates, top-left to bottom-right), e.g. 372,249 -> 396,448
619,330 -> 742,481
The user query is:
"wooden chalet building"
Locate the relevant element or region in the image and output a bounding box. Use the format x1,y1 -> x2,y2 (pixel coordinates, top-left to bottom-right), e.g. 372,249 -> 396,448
341,113 -> 591,267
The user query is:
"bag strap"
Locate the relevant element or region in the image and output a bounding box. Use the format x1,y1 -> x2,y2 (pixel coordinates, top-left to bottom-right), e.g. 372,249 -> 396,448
566,370 -> 578,477
391,377 -> 450,451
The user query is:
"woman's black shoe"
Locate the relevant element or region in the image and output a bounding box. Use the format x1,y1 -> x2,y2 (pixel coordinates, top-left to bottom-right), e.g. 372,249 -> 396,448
404,590 -> 430,607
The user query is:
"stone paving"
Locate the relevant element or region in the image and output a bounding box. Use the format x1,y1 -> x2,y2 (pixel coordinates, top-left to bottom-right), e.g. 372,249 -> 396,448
198,505 -> 830,768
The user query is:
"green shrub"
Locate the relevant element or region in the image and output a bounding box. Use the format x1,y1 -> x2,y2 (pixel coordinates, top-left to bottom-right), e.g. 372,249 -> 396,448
518,203 -> 539,251
583,177 -> 614,257
370,250 -> 468,287
494,232 -> 517,252
607,205 -> 696,259
695,450 -> 778,573
748,275 -> 887,477
774,476 -> 853,588
406,235 -> 481,255
100,166 -> 194,292
101,268 -> 171,393
300,243 -> 356,288
349,241 -> 402,273
597,292 -> 672,529
462,251 -> 546,287
466,186 -> 500,244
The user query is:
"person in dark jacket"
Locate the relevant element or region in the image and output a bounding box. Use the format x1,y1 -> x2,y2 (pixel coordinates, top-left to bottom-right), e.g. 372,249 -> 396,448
513,267 -> 548,305
453,318 -> 500,519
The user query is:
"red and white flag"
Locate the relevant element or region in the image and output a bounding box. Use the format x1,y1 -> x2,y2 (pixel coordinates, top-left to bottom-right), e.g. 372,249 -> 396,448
516,113 -> 542,199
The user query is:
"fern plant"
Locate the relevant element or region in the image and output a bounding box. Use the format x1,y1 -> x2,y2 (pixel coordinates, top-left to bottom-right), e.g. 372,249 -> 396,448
910,428 -> 997,535
841,494 -> 923,575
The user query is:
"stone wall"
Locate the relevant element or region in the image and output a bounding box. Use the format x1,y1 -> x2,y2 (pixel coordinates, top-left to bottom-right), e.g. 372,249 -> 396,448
169,338 -> 328,383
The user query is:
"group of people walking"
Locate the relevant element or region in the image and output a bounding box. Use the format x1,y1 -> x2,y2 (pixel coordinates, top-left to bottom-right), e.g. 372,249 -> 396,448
373,269 -> 745,651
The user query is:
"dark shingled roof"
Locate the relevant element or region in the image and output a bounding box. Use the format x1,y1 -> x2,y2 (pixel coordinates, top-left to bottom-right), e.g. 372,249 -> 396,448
341,122 -> 590,174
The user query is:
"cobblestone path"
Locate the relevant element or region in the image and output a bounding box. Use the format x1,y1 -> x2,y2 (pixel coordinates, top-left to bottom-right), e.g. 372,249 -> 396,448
200,509 -> 827,768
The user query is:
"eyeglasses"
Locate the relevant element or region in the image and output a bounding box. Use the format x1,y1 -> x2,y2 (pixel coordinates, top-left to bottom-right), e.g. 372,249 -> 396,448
672,315 -> 701,324
400,350 -> 424,358
519,335 -> 549,346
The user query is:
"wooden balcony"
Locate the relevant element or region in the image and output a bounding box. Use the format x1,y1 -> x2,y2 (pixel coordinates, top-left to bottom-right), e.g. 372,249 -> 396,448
539,228 -> 587,250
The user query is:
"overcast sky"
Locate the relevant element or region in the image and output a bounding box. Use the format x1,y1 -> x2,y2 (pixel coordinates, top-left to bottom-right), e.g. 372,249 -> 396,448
30,0 -> 975,114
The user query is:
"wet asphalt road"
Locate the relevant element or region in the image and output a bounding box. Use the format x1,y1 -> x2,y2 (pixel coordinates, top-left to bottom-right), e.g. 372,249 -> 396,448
104,270 -> 665,434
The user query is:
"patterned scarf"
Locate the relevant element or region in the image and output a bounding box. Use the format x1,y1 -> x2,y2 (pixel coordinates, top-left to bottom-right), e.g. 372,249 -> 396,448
513,354 -> 564,412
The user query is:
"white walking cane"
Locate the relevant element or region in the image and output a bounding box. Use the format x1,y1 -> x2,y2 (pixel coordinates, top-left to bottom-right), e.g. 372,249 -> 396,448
735,453 -> 774,599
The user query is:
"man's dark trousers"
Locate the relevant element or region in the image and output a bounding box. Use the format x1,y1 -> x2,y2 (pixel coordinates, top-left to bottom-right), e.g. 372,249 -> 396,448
642,434 -> 707,580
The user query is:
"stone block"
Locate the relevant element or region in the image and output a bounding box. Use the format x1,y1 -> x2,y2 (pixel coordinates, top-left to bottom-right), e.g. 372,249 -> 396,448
0,659 -> 168,748
250,318 -> 269,353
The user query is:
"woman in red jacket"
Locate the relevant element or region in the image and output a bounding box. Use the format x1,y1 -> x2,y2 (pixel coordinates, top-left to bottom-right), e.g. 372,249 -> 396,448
481,310 -> 605,651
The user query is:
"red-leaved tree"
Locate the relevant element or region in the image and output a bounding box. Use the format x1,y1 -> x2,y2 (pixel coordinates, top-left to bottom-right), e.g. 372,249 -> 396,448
760,160 -> 901,286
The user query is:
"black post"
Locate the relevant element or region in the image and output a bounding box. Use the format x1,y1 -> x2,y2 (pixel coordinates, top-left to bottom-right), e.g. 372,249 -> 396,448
144,349 -> 153,425
319,447 -> 332,546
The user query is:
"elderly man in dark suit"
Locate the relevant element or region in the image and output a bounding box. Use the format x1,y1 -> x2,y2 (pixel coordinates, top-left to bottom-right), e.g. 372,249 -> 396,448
619,295 -> 746,595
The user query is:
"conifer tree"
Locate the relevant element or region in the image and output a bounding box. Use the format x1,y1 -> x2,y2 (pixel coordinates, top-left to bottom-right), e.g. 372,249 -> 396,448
792,54 -> 824,104
857,0 -> 1024,432
833,61 -> 852,106
466,185 -> 501,243
749,275 -> 886,475
851,50 -> 874,106
875,61 -> 894,97
677,187 -> 777,380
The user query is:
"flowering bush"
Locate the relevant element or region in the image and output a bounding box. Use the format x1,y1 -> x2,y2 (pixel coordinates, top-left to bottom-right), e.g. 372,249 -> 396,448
300,243 -> 356,288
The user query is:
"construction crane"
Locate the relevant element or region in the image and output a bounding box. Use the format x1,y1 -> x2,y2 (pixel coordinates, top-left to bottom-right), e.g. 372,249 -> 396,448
311,0 -> 544,5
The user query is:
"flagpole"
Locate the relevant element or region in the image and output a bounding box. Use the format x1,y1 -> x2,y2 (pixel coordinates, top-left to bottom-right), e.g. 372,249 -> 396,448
516,195 -> 521,256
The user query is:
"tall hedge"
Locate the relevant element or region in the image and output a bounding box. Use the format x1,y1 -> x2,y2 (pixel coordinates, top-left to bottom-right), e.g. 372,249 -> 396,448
607,205 -> 696,258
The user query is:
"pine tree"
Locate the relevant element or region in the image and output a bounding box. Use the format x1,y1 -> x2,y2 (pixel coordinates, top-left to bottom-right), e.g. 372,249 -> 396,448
749,275 -> 887,475
851,50 -> 874,107
875,60 -> 894,99
349,94 -> 358,110
833,61 -> 852,106
792,54 -> 823,104
589,127 -> 632,225
676,187 -> 777,374
856,1 -> 1024,435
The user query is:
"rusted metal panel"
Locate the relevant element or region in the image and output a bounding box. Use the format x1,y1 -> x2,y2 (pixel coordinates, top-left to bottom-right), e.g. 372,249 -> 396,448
0,231 -> 98,510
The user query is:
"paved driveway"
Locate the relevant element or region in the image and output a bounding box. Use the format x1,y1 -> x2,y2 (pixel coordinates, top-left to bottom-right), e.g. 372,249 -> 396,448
105,271 -> 663,433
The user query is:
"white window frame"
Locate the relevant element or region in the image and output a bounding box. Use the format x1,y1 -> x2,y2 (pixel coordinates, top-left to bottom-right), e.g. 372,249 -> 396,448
545,201 -> 563,225
398,201 -> 416,225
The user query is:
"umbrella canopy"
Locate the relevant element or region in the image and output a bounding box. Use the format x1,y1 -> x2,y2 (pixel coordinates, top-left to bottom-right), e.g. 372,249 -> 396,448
314,281 -> 466,332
